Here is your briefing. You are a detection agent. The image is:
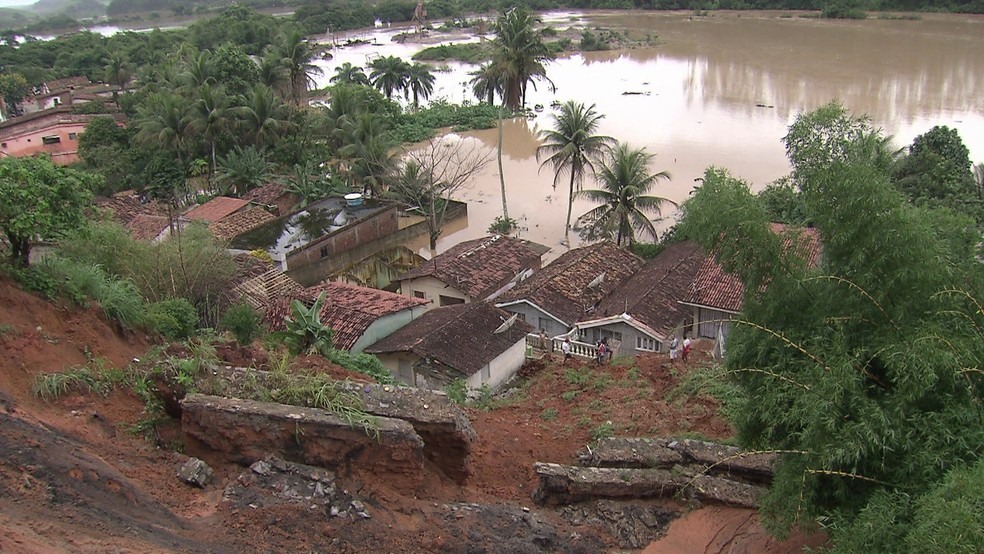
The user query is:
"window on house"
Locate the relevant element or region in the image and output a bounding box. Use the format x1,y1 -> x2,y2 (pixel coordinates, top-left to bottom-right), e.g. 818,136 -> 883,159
439,295 -> 465,306
319,246 -> 329,258
515,312 -> 526,322
537,317 -> 550,332
481,365 -> 490,381
413,291 -> 426,299
636,336 -> 659,352
42,136 -> 60,145
1,143 -> 6,148
68,133 -> 77,140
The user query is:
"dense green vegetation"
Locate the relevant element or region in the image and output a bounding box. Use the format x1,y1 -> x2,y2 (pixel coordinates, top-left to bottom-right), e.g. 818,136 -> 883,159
677,102 -> 984,551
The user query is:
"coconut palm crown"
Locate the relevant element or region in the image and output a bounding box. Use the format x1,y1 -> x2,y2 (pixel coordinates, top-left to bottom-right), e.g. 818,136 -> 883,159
575,143 -> 676,247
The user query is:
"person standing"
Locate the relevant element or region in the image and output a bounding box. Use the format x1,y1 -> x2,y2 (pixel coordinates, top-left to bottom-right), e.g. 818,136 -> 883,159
682,335 -> 692,365
669,335 -> 680,363
562,337 -> 572,363
595,340 -> 607,365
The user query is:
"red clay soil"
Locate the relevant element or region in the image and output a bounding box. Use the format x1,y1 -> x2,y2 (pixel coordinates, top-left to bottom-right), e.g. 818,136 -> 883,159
0,277 -> 825,553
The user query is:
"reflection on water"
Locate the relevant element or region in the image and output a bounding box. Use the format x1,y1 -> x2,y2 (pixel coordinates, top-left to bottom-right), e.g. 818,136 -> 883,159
313,11 -> 984,260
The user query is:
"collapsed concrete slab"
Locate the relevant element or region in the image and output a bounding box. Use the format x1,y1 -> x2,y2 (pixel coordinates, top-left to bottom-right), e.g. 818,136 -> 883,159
181,394 -> 424,491
345,382 -> 476,483
532,463 -> 764,509
215,367 -> 476,483
580,437 -> 775,483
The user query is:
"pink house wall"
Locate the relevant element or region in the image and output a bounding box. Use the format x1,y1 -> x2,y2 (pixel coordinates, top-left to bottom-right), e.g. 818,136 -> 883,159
0,109 -> 122,166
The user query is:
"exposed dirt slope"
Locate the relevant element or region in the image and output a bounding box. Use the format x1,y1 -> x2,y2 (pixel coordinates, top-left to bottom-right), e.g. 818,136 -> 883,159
0,277 -> 823,552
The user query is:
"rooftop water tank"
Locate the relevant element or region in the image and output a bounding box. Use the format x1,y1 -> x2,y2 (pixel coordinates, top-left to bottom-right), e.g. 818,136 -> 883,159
344,193 -> 363,207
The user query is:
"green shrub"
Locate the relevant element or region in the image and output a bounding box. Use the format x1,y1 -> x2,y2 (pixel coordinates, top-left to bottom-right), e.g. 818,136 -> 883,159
444,378 -> 467,404
591,421 -> 615,441
488,216 -> 517,235
540,407 -> 558,421
147,298 -> 198,339
324,349 -> 396,384
221,302 -> 263,346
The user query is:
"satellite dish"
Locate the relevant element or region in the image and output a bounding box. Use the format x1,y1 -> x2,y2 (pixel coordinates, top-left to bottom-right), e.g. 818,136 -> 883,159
494,313 -> 518,334
587,272 -> 606,289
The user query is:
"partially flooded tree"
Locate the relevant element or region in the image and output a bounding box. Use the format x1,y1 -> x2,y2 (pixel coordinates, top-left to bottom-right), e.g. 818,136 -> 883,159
388,136 -> 492,250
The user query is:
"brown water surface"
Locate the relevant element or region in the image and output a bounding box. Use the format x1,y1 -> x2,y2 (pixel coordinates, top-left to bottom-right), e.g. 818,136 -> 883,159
316,11 -> 984,258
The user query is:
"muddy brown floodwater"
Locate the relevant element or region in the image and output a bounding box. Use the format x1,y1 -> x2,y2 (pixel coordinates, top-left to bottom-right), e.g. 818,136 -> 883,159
313,11 -> 984,259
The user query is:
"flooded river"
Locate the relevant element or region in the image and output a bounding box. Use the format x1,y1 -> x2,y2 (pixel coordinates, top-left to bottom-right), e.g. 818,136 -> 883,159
313,11 -> 984,257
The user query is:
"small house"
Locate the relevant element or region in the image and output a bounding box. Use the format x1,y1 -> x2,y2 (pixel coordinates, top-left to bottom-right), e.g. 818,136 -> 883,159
575,241 -> 705,357
395,235 -> 549,311
495,241 -> 644,338
364,302 -> 534,391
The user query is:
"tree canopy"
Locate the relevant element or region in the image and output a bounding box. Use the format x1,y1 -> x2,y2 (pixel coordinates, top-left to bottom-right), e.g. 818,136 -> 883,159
678,104 -> 984,552
0,156 -> 97,266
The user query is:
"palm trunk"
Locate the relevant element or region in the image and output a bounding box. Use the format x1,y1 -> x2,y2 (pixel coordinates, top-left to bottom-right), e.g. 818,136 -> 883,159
566,170 -> 576,232
498,103 -> 509,222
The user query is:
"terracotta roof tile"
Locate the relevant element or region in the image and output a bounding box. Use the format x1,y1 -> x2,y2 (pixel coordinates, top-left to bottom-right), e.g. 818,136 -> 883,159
364,302 -> 534,377
94,194 -> 168,226
208,207 -> 276,241
682,224 -> 822,313
396,235 -> 549,300
184,197 -> 249,223
242,183 -> 289,205
496,241 -> 645,326
265,281 -> 429,351
125,214 -> 171,241
583,241 -> 706,336
233,269 -> 302,311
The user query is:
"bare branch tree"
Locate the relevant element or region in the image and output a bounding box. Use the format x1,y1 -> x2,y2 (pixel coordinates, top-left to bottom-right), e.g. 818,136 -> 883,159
388,135 -> 493,250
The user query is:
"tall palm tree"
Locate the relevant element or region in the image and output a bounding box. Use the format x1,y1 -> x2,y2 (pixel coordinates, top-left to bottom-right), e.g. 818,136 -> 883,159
536,101 -> 615,233
405,63 -> 436,110
275,31 -> 324,106
489,7 -> 554,110
134,91 -> 191,167
102,52 -> 133,91
337,112 -> 397,196
575,143 -> 676,247
258,52 -> 288,94
235,84 -> 294,149
468,62 -> 501,105
330,62 -> 370,86
368,55 -> 410,100
187,84 -> 233,177
179,49 -> 216,92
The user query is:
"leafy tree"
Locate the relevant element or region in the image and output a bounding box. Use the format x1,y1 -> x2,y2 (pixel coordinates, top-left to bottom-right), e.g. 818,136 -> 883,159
336,111 -> 398,196
575,143 -> 674,247
211,44 -> 261,96
678,105 -> 984,552
134,91 -> 191,168
78,116 -> 136,195
282,291 -> 334,356
368,55 -> 411,100
187,83 -> 234,177
285,160 -> 341,208
893,125 -> 982,222
0,157 -> 97,267
330,62 -> 370,86
756,176 -> 810,225
468,61 -> 501,105
536,100 -> 615,233
0,72 -> 28,115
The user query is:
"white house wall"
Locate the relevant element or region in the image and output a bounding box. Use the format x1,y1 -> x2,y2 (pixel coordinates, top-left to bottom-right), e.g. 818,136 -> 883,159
350,306 -> 427,353
579,320 -> 660,357
498,302 -> 568,338
465,339 -> 527,391
692,307 -> 734,340
400,275 -> 468,312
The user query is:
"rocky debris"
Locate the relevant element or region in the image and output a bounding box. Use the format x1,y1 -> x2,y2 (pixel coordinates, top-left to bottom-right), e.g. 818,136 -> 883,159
532,463 -> 764,509
561,500 -> 679,550
216,367 -> 477,483
181,394 -> 425,491
177,457 -> 213,488
580,437 -> 775,484
224,455 -> 372,520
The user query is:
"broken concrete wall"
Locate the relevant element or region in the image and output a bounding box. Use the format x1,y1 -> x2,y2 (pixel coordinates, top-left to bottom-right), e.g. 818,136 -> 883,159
181,394 -> 424,491
532,463 -> 764,509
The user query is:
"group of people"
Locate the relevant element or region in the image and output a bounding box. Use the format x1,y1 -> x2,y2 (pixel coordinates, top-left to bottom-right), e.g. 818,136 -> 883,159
669,334 -> 692,364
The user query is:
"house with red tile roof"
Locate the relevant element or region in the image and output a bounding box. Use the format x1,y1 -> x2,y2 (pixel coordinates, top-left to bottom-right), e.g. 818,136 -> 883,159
364,302 -> 534,391
574,241 -> 705,358
495,241 -> 645,339
680,224 -> 822,346
241,183 -> 298,217
208,207 -> 277,241
265,280 -> 429,353
395,235 -> 550,311
183,196 -> 251,223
